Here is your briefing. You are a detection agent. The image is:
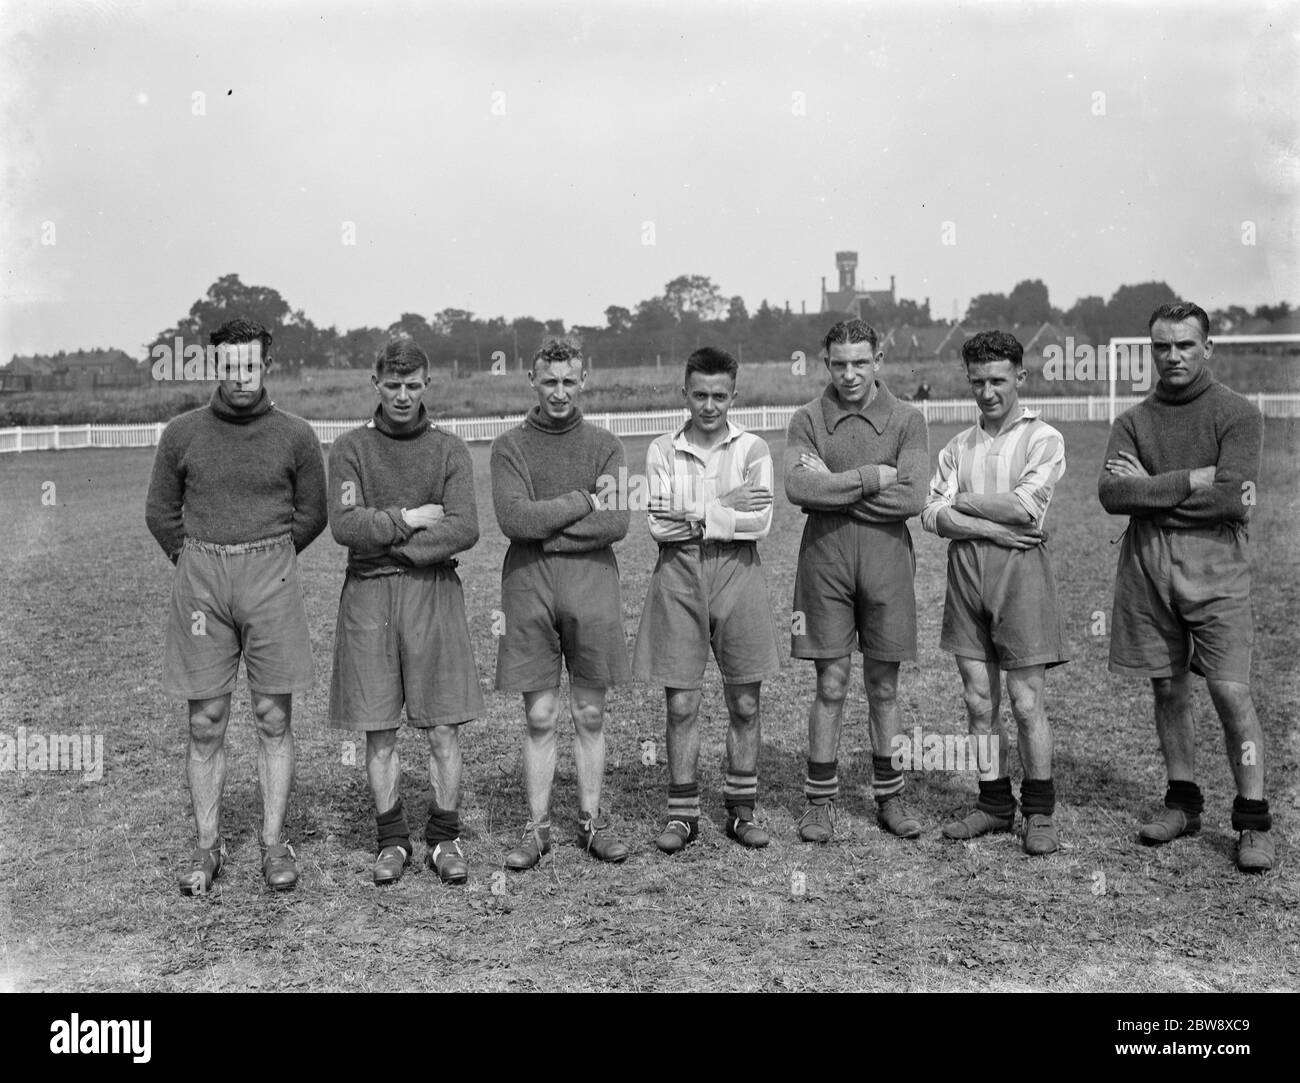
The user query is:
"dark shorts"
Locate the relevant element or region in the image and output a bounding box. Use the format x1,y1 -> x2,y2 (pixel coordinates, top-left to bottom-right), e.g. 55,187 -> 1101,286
632,541 -> 781,689
494,544 -> 632,693
163,534 -> 313,700
1109,519 -> 1254,682
330,565 -> 484,730
940,540 -> 1068,670
791,513 -> 918,662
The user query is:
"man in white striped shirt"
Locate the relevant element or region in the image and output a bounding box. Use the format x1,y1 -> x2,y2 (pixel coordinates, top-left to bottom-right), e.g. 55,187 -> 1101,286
633,347 -> 782,852
921,330 -> 1068,855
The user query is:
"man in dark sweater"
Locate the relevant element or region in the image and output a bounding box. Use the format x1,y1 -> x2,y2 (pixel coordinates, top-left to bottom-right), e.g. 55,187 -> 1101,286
1099,302 -> 1273,872
490,338 -> 632,869
328,339 -> 483,887
784,319 -> 930,844
145,318 -> 327,894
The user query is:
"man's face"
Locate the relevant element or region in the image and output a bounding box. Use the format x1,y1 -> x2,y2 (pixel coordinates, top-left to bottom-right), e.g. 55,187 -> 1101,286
965,358 -> 1024,428
372,366 -> 428,424
1150,318 -> 1212,389
217,340 -> 268,402
824,340 -> 881,405
681,371 -> 737,438
529,358 -> 586,421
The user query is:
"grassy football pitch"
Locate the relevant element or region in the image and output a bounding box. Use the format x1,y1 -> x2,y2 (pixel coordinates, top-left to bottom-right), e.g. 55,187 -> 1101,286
1,420 -> 1297,992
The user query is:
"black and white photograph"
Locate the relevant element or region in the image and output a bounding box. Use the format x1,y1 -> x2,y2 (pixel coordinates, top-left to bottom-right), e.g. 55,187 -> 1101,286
1,0 -> 1296,1029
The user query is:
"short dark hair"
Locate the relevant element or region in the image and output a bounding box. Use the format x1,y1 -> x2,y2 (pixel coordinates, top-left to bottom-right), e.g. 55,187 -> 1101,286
684,346 -> 738,383
1148,302 -> 1210,340
532,337 -> 584,372
375,337 -> 430,378
962,330 -> 1024,369
209,317 -> 271,356
822,318 -> 880,355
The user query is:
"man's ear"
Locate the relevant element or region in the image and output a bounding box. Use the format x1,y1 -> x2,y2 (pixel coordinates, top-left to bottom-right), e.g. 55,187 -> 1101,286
370,371 -> 380,391
1015,366 -> 1027,388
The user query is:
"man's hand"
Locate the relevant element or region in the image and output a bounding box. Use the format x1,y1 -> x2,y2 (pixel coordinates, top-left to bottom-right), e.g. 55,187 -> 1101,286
402,503 -> 444,530
1189,465 -> 1216,490
799,452 -> 831,475
1104,450 -> 1150,478
983,522 -> 1047,549
648,495 -> 690,520
718,481 -> 772,513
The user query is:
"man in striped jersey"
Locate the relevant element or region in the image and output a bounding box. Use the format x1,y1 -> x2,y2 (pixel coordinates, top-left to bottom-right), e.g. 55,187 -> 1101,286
921,330 -> 1068,855
632,347 -> 782,852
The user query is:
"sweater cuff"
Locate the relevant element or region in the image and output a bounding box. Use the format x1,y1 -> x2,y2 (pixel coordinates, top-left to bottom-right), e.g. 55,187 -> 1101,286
384,506 -> 416,541
857,465 -> 882,497
568,490 -> 597,516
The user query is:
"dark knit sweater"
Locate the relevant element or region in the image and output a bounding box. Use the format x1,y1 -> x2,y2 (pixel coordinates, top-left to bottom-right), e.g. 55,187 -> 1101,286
784,380 -> 929,523
490,407 -> 629,553
328,404 -> 480,576
145,387 -> 327,561
1097,368 -> 1262,529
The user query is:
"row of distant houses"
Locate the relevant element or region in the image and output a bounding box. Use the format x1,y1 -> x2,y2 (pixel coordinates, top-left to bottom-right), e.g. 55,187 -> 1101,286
1,350 -> 145,393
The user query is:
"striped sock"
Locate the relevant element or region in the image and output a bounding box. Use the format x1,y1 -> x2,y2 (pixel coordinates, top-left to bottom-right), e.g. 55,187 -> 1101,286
723,770 -> 758,818
805,759 -> 837,805
667,782 -> 700,826
872,754 -> 905,803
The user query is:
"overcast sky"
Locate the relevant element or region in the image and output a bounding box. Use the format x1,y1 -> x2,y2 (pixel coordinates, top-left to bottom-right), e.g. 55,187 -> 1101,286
2,0 -> 1297,359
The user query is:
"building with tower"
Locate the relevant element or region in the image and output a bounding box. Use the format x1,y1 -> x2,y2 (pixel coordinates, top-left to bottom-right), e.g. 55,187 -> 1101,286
820,251 -> 896,317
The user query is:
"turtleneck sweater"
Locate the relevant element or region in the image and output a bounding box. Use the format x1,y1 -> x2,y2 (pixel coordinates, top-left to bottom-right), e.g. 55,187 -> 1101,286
1098,366 -> 1263,529
146,386 -> 327,560
328,403 -> 479,576
490,406 -> 629,552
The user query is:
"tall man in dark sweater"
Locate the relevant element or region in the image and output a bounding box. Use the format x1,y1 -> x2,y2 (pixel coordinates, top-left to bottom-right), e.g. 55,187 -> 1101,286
146,318 -> 327,894
328,339 -> 483,887
785,319 -> 930,844
1100,302 -> 1273,872
491,339 -> 632,869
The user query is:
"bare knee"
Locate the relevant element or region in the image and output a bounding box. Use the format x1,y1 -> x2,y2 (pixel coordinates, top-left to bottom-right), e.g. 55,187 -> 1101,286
188,699 -> 229,746
815,661 -> 851,706
1152,676 -> 1190,712
862,662 -> 899,707
252,694 -> 291,739
726,687 -> 760,727
666,689 -> 700,730
962,683 -> 995,720
428,724 -> 460,760
366,729 -> 398,764
1207,679 -> 1254,723
524,697 -> 560,736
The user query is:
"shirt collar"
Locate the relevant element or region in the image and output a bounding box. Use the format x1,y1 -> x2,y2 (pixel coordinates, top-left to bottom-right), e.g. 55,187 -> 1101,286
671,418 -> 746,456
976,405 -> 1038,438
821,379 -> 895,435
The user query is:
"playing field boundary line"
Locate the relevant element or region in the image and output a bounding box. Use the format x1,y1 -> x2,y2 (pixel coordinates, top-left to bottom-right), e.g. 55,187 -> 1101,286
2,393 -> 1299,453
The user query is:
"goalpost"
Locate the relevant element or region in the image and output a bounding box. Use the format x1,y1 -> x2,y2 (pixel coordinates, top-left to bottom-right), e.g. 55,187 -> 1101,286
1106,333 -> 1300,424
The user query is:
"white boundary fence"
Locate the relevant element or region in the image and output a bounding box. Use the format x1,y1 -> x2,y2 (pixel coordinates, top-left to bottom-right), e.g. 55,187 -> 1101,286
3,394 -> 1299,454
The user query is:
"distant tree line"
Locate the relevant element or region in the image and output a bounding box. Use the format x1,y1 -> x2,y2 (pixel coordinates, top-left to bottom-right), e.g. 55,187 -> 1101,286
13,272 -> 1294,374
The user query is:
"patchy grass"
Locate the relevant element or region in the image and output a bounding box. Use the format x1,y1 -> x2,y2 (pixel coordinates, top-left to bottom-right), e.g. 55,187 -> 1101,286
1,419 -> 1297,992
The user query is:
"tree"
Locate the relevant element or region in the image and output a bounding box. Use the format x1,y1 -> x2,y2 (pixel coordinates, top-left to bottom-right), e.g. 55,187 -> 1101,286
1253,302 -> 1292,323
662,274 -> 725,322
1007,279 -> 1053,326
1105,281 -> 1179,338
726,295 -> 749,324
1064,295 -> 1108,344
965,292 -> 1013,328
149,273 -> 295,356
604,305 -> 632,333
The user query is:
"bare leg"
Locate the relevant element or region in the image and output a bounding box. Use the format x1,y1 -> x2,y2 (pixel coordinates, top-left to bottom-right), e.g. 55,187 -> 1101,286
665,687 -> 704,785
808,656 -> 852,761
1006,665 -> 1051,779
1152,674 -> 1195,782
426,724 -> 463,810
252,692 -> 294,847
521,688 -> 562,823
955,656 -> 1007,778
365,728 -> 400,814
187,695 -> 231,849
1206,679 -> 1265,801
570,683 -> 608,815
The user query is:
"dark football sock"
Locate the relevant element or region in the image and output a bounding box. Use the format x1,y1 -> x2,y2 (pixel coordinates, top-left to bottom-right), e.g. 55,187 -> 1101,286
1230,796 -> 1271,832
1019,777 -> 1056,818
1165,780 -> 1204,815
